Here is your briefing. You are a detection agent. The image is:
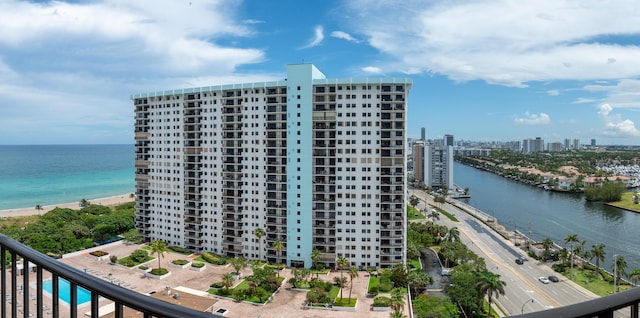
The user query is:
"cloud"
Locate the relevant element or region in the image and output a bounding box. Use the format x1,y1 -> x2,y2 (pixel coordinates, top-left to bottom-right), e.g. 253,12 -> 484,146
598,104 -> 640,137
583,79 -> 640,109
342,0 -> 640,87
330,31 -> 359,43
362,66 -> 383,74
547,89 -> 560,96
301,25 -> 324,48
514,112 -> 551,125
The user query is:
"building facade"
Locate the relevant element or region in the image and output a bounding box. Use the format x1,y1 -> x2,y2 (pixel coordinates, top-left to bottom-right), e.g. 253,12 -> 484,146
132,64 -> 411,269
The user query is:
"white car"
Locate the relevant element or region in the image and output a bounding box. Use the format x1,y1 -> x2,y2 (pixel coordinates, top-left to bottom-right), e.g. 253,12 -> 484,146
538,276 -> 550,284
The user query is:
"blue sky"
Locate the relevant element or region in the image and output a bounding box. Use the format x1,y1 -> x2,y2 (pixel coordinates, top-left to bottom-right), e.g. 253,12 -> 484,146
1,0 -> 640,145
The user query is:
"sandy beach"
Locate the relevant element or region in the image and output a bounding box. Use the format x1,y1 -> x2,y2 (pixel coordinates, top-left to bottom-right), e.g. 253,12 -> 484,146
0,194 -> 135,218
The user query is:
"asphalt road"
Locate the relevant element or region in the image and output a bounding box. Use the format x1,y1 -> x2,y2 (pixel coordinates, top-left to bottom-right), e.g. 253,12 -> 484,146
409,189 -> 600,316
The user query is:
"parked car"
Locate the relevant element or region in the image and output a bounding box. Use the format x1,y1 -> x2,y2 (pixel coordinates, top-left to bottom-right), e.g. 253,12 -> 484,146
548,275 -> 559,282
515,258 -> 524,265
538,276 -> 550,284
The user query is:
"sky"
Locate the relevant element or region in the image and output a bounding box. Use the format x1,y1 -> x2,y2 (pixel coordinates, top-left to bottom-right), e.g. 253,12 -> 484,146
1,0 -> 640,146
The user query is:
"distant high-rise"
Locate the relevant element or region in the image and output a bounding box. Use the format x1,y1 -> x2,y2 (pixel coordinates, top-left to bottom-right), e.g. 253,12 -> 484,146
413,141 -> 425,185
522,137 -> 544,154
573,139 -> 580,150
444,134 -> 454,147
591,139 -> 596,146
424,143 -> 454,189
564,138 -> 571,151
421,127 -> 426,141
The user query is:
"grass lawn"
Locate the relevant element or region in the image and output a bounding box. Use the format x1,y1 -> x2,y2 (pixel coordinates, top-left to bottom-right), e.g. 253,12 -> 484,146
409,258 -> 422,270
368,276 -> 380,293
429,204 -> 459,221
117,255 -> 154,267
607,192 -> 640,212
333,297 -> 357,307
329,286 -> 340,300
561,268 -> 633,296
311,269 -> 330,275
407,205 -> 426,220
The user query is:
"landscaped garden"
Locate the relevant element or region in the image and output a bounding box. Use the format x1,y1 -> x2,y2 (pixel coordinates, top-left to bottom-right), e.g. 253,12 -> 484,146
116,249 -> 153,267
209,267 -> 284,304
195,252 -> 228,265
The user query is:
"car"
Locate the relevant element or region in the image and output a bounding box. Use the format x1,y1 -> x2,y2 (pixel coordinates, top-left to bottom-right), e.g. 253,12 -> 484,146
515,258 -> 524,265
548,275 -> 559,282
538,276 -> 550,284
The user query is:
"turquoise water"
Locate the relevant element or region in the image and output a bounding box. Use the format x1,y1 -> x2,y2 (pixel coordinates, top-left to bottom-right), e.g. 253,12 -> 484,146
0,145 -> 134,210
42,277 -> 92,305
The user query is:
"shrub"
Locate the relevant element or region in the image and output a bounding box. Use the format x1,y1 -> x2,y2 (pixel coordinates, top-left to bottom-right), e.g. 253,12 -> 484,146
149,268 -> 168,276
129,250 -> 149,263
109,255 -> 117,263
378,281 -> 393,293
373,296 -> 391,307
138,265 -> 149,270
168,246 -> 191,255
118,258 -> 136,267
210,282 -> 225,289
217,288 -> 231,296
172,259 -> 188,265
191,262 -> 205,268
201,252 -> 227,265
90,251 -> 108,257
368,286 -> 379,295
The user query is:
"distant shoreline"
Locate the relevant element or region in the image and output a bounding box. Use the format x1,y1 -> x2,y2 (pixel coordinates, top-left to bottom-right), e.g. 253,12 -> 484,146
0,194 -> 135,218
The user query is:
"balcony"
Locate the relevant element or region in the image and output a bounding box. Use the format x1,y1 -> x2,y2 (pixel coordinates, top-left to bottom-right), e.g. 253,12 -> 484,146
0,234 -> 211,318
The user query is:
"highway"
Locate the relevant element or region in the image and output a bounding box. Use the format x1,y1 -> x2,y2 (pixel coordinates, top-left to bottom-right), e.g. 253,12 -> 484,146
409,188 -> 600,316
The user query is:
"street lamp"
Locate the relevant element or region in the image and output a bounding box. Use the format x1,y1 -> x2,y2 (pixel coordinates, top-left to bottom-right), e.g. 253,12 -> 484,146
521,298 -> 534,314
614,255 -> 618,294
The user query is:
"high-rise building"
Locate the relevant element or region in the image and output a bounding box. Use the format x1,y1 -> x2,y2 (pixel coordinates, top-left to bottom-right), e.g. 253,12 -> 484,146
421,127 -> 426,141
573,139 -> 580,150
413,141 -> 425,186
444,134 -> 454,147
591,139 -> 596,147
564,138 -> 571,151
132,64 -> 411,269
422,143 -> 454,189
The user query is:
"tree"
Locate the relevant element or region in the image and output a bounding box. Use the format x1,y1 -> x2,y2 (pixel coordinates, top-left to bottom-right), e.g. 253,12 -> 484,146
613,255 -> 627,292
408,270 -> 432,295
445,227 -> 460,243
333,276 -> 348,300
390,288 -> 406,312
464,187 -> 470,195
409,195 -> 420,209
476,270 -> 506,314
122,229 -> 143,244
412,294 -> 459,318
254,228 -> 265,260
35,205 -> 43,211
347,267 -> 358,303
230,257 -> 247,276
390,310 -> 406,318
148,240 -> 167,270
79,198 -> 90,208
627,268 -> 640,286
428,210 -> 440,223
222,273 -> 235,291
311,249 -> 321,272
564,234 -> 579,279
541,237 -> 554,260
272,240 -> 285,277
336,256 -> 349,299
591,243 -> 606,277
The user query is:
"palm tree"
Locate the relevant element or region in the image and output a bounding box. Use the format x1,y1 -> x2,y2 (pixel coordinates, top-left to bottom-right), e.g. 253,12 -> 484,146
445,227 -> 460,243
390,287 -> 406,312
222,273 -> 235,291
627,268 -> 640,286
347,267 -> 358,303
79,198 -> 89,208
390,311 -> 406,318
35,204 -> 43,211
311,249 -> 321,276
476,270 -> 507,314
541,237 -> 554,260
613,255 -> 627,291
409,195 -> 420,208
336,256 -> 349,299
148,240 -> 167,270
591,244 -> 606,277
272,240 -> 284,276
428,210 -> 440,223
229,257 -> 247,276
564,234 -> 579,278
332,276 -> 348,300
254,228 -> 265,260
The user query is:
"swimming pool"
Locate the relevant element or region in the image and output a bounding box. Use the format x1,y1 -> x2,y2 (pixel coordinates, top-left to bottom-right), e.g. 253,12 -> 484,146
42,278 -> 92,305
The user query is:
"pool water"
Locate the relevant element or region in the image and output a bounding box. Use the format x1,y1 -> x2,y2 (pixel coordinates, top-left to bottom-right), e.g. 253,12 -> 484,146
42,278 -> 92,305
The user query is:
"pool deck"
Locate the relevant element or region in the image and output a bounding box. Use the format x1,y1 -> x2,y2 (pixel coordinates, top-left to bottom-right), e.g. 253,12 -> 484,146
12,241 -> 408,318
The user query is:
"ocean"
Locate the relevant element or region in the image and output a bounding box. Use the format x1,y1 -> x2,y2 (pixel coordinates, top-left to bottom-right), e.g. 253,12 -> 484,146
0,144 -> 135,210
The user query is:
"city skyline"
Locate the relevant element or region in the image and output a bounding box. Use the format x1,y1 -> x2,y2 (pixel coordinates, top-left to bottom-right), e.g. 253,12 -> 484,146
2,0 -> 640,145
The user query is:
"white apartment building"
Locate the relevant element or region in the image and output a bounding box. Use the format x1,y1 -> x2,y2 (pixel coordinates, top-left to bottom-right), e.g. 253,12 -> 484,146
413,141 -> 454,189
132,64 -> 411,269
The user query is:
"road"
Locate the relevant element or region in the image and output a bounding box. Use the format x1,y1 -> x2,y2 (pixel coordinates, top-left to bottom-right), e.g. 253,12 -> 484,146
409,188 -> 600,316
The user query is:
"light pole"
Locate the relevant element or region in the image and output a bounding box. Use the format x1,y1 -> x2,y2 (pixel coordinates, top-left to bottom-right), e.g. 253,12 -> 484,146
614,255 -> 618,294
521,298 -> 534,314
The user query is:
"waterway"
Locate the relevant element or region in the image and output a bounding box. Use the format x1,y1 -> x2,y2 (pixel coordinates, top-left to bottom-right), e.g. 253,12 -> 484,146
454,162 -> 640,272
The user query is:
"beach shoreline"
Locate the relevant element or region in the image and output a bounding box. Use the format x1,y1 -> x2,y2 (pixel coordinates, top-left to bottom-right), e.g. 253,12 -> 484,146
0,194 -> 135,218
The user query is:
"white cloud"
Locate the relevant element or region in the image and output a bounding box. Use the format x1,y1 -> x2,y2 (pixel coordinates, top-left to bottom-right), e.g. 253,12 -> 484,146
583,79 -> 640,109
331,31 -> 359,43
514,112 -> 551,125
301,25 -> 324,49
598,104 -> 640,137
343,0 -> 640,87
547,89 -> 560,96
362,66 -> 383,74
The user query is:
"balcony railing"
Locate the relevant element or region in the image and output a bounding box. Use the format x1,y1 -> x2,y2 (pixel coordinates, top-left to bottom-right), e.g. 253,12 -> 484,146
0,234 -> 212,318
